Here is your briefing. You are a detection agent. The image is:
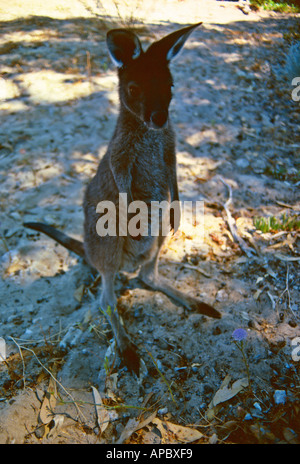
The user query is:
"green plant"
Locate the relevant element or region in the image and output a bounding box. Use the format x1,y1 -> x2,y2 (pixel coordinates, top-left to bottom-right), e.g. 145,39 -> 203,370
254,213 -> 300,233
250,0 -> 300,12
104,355 -> 110,374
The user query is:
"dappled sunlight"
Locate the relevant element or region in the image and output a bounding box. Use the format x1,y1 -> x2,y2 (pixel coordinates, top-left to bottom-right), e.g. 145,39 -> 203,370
16,70 -> 117,104
0,0 -> 91,21
186,124 -> 238,148
18,70 -> 94,104
1,0 -> 277,25
0,241 -> 77,284
0,77 -> 21,100
0,28 -> 59,45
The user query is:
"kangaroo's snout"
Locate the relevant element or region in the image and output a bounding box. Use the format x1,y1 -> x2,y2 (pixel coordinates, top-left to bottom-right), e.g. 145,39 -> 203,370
150,110 -> 168,129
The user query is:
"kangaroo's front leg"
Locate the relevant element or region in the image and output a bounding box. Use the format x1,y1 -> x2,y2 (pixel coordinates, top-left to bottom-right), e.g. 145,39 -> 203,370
100,273 -> 140,375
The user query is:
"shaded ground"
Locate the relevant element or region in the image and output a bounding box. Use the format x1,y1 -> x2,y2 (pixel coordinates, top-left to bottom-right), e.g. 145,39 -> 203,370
0,0 -> 299,444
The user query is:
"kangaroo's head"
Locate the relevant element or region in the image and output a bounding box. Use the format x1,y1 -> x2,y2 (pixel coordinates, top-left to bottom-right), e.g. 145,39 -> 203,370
106,23 -> 202,130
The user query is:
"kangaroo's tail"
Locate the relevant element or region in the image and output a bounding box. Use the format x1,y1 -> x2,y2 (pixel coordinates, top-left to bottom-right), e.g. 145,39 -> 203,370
24,222 -> 85,258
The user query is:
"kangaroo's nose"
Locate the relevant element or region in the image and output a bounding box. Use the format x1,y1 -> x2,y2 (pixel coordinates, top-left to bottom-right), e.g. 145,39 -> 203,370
150,110 -> 168,128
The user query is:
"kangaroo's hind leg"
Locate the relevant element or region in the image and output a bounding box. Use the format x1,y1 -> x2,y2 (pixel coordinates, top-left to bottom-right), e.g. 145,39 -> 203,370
138,238 -> 221,319
99,271 -> 140,375
84,225 -> 140,374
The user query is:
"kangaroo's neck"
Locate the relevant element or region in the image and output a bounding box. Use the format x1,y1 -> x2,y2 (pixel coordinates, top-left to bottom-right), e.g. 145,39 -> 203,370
117,103 -> 146,133
116,101 -> 171,139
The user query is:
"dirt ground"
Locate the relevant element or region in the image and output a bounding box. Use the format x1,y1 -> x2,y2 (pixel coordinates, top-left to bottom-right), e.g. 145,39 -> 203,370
0,0 -> 299,444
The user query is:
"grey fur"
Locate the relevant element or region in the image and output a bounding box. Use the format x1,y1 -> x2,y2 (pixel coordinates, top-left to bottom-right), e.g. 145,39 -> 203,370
25,23 -> 221,375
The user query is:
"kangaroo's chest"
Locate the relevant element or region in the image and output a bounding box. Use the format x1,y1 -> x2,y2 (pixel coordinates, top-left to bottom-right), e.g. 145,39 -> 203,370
130,136 -> 169,202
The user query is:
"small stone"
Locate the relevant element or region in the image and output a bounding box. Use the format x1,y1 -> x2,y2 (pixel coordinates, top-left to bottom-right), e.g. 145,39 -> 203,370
215,289 -> 228,302
253,402 -> 262,412
158,407 -> 168,415
236,158 -> 249,169
274,390 -> 287,405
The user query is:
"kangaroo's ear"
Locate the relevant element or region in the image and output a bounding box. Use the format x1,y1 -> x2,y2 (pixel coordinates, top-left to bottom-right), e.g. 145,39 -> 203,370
106,29 -> 142,67
148,22 -> 202,62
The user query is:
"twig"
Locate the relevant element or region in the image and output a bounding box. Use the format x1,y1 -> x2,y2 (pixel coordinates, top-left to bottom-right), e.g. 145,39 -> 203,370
274,254 -> 300,262
275,265 -> 298,320
10,336 -> 26,389
283,265 -> 296,318
267,291 -> 276,311
218,176 -> 254,258
275,201 -> 295,210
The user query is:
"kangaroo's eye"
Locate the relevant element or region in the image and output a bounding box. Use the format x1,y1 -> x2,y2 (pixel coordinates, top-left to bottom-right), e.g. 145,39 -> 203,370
128,82 -> 141,98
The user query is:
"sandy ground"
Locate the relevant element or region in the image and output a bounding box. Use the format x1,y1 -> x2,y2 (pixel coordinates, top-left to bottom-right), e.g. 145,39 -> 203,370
0,0 -> 299,444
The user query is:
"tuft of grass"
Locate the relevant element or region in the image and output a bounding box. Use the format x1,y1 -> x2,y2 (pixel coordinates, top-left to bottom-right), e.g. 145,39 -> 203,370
254,213 -> 300,233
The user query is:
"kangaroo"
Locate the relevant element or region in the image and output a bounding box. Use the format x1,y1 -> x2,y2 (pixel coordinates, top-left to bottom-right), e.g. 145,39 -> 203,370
24,23 -> 221,375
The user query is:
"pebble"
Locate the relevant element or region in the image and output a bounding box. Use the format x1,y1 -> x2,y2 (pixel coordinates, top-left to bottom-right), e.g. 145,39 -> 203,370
236,158 -> 250,169
22,327 -> 34,338
158,407 -> 168,415
215,289 -> 228,302
156,359 -> 163,371
253,402 -> 262,412
274,390 -> 287,405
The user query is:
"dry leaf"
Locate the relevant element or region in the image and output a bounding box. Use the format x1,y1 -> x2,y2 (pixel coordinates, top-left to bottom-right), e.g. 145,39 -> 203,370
83,309 -> 92,325
254,288 -> 265,300
47,414 -> 65,439
207,375 -> 248,420
74,284 -> 85,302
283,427 -> 299,444
274,254 -> 300,262
117,418 -> 139,444
211,375 -> 248,407
39,377 -> 57,424
153,418 -> 203,444
92,386 -> 110,434
0,337 -> 6,362
142,430 -> 162,444
116,411 -> 157,444
105,372 -> 118,400
209,433 -> 218,444
266,267 -> 276,278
